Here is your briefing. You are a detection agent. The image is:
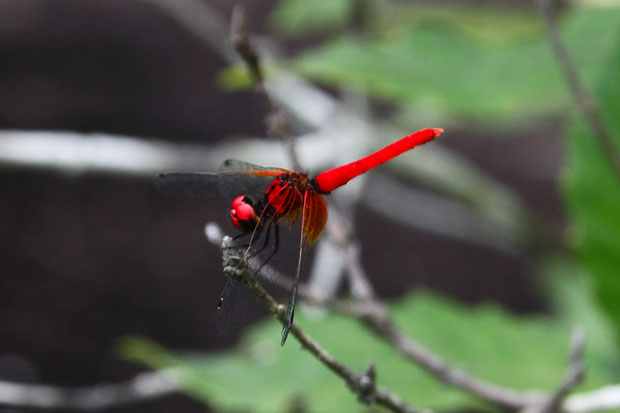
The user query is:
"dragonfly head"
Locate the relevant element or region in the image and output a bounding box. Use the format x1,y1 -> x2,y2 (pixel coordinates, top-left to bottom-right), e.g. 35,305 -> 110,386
229,195 -> 259,232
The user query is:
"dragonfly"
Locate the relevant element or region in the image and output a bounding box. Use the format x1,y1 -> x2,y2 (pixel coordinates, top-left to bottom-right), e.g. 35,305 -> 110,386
156,127 -> 443,345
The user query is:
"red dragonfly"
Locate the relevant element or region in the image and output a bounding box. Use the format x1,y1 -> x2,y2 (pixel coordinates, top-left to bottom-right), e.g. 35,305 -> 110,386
156,128 -> 443,345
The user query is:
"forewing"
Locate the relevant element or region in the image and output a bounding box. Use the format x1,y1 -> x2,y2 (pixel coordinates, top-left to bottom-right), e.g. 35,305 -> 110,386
154,172 -> 221,200
219,159 -> 287,173
155,160 -> 290,201
218,160 -> 290,200
216,278 -> 261,336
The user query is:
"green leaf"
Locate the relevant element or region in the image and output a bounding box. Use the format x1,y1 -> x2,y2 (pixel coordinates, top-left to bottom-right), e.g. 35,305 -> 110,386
270,0 -> 354,36
216,64 -> 253,90
285,6 -> 620,123
563,26 -> 620,342
373,4 -> 543,44
121,292 -> 618,412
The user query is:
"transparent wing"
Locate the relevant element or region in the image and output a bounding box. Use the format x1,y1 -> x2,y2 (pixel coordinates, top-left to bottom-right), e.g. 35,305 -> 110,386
219,159 -> 288,173
155,160 -> 291,201
216,278 -> 261,336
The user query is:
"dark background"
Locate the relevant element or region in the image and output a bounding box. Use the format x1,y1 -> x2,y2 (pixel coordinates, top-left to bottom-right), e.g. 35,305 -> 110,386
0,1 -> 562,411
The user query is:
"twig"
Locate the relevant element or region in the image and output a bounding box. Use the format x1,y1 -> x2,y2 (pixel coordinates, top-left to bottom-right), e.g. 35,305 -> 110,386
321,221 -> 538,409
343,239 -> 377,301
221,237 -> 429,413
0,371 -> 180,410
538,0 -> 620,182
357,298 -> 539,409
208,223 -> 533,409
229,5 -> 301,171
208,222 -> 535,409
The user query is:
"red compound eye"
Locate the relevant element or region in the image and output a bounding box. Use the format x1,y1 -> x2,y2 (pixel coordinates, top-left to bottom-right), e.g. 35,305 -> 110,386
229,195 -> 258,231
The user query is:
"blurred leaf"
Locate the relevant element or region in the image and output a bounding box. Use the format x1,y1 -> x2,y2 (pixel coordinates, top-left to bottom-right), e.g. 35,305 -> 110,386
270,0 -> 353,36
373,3 -> 543,45
539,254 -> 619,377
563,28 -> 620,342
216,64 -> 253,90
121,292 -> 617,412
284,6 -> 620,122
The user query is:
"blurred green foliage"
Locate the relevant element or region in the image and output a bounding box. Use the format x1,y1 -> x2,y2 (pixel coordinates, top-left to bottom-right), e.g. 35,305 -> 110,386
223,5 -> 620,124
563,32 -> 620,343
283,5 -> 620,123
270,0 -> 353,35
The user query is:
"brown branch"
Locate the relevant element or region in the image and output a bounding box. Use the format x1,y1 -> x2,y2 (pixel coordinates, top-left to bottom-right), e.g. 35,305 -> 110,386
221,237 -> 429,413
538,0 -> 620,182
356,299 -> 539,409
229,5 -> 301,171
322,224 -> 539,409
208,222 -> 538,410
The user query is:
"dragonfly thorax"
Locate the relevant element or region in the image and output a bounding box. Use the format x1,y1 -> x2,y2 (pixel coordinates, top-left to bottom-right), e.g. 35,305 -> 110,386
265,173 -> 309,216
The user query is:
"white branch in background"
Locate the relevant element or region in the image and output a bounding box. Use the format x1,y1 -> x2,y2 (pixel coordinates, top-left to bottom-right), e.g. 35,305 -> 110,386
0,130 -> 287,176
564,384 -> 620,413
0,370 -> 180,410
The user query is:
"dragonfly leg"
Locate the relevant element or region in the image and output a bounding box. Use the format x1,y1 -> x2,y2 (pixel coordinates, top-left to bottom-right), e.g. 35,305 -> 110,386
248,223 -> 279,282
246,219 -> 274,258
222,224 -> 265,251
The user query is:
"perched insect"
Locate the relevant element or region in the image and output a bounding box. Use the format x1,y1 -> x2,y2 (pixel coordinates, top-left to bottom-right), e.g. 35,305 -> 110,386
156,128 -> 443,345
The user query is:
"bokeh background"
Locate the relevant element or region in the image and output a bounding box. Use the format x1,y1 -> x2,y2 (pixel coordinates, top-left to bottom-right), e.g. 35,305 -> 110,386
1,0 -> 619,412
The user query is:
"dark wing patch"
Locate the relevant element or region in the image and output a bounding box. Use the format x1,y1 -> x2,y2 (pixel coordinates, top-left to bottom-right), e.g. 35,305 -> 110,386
154,172 -> 220,200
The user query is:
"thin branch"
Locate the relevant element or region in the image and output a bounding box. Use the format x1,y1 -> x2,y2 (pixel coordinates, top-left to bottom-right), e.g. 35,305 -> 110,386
343,240 -> 377,301
538,0 -> 620,182
356,298 -> 539,409
321,221 -> 538,409
0,371 -> 180,410
0,129 -> 287,176
208,224 -> 535,409
221,237 -> 429,413
229,5 -> 301,171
